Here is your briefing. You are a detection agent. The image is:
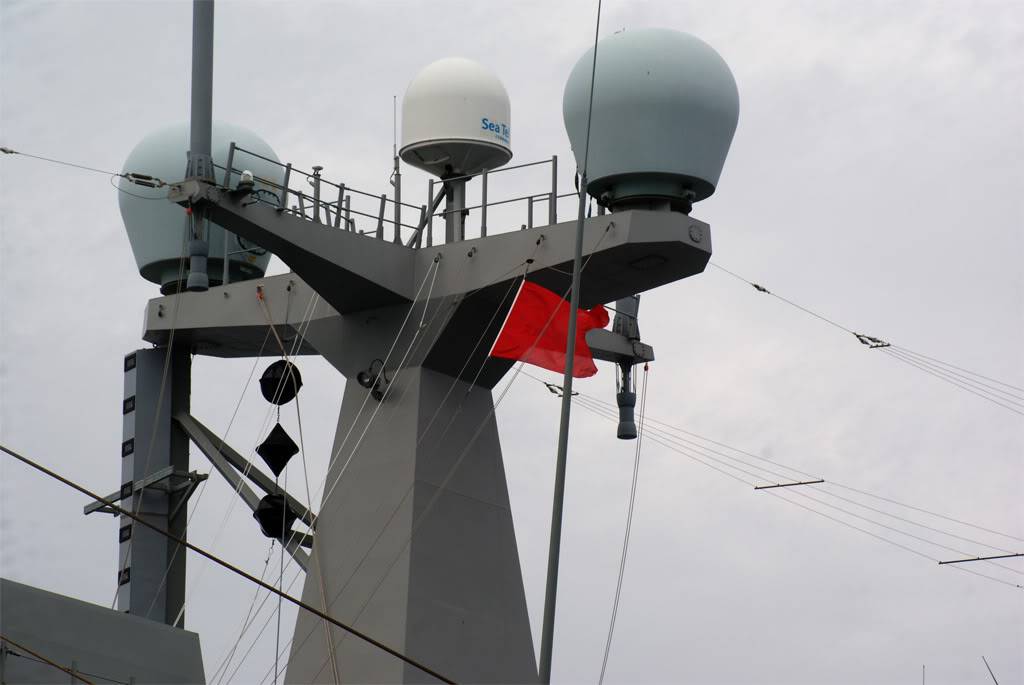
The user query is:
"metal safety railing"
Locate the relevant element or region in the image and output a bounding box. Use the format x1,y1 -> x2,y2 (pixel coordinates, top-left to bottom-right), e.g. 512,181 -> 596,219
216,143 -> 575,248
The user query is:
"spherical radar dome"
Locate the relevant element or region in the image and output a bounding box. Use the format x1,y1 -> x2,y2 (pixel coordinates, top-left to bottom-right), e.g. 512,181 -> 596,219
400,57 -> 512,178
563,28 -> 739,209
119,121 -> 284,292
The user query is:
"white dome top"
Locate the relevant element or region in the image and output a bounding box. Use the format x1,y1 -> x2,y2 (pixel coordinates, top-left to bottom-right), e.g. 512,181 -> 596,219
563,28 -> 739,207
400,57 -> 512,178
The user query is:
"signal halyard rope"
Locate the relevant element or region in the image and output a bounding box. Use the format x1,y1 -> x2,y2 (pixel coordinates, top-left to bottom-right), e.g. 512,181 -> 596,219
598,363 -> 649,684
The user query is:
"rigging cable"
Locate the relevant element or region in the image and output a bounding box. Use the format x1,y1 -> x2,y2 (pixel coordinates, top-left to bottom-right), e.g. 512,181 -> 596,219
221,568 -> 305,685
208,541 -> 276,685
880,348 -> 1024,416
598,363 -> 649,684
0,442 -> 457,684
707,263 -> 1023,417
572,394 -> 1018,558
557,393 -> 1022,590
145,327 -> 273,621
234,258 -> 449,683
274,470 -> 286,685
256,285 -> 341,683
569,385 -> 1024,543
253,276 -> 468,682
171,288 -> 322,629
0,634 -> 96,684
567,392 -> 1022,573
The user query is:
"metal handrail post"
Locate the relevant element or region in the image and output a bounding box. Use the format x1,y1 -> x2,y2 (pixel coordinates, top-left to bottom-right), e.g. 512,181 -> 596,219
334,184 -> 346,228
223,142 -> 236,188
279,163 -> 292,211
376,194 -> 386,239
480,170 -> 489,237
222,226 -> 230,286
344,196 -> 352,231
527,196 -> 534,229
312,166 -> 323,223
394,163 -> 402,244
427,179 -> 434,246
415,206 -> 427,248
549,155 -> 558,224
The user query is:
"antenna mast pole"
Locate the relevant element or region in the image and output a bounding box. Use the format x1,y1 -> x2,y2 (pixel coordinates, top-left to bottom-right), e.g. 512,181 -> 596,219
538,2 -> 602,681
185,0 -> 214,291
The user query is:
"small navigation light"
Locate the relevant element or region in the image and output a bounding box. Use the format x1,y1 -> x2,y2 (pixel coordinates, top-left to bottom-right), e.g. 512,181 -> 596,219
238,169 -> 255,192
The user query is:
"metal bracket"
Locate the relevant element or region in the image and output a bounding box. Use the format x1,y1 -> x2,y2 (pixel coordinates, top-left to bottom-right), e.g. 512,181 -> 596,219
167,177 -> 221,206
83,468 -> 208,516
174,412 -> 314,569
586,328 -> 655,366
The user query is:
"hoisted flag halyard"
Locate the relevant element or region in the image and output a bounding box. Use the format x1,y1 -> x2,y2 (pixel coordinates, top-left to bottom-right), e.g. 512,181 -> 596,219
489,280 -> 609,378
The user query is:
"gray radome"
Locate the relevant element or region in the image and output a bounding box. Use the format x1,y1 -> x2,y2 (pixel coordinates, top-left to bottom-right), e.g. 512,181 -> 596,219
563,28 -> 739,208
118,122 -> 283,292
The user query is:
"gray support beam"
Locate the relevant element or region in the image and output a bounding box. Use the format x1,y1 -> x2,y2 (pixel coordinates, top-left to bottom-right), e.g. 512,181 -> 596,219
168,180 -> 711,314
177,413 -> 316,529
585,328 -> 654,365
176,413 -> 310,570
168,181 -> 414,314
116,347 -> 191,627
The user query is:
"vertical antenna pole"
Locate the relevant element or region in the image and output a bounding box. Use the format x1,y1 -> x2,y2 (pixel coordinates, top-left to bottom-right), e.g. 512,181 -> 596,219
539,2 -> 601,682
187,0 -> 214,181
185,0 -> 215,292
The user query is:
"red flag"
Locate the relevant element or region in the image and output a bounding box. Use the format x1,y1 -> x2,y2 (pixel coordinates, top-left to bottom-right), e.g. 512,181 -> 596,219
490,280 -> 609,377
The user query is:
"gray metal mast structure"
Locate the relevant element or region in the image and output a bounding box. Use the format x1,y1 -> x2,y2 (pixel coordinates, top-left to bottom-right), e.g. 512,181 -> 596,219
79,9 -> 738,684
82,0 -> 217,628
161,177 -> 705,681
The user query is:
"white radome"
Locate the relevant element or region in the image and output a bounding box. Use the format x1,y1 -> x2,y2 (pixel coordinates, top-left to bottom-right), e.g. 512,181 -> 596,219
400,57 -> 512,178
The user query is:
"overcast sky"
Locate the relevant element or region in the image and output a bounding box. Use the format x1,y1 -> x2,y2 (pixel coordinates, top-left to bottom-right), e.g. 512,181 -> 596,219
1,1 -> 1022,683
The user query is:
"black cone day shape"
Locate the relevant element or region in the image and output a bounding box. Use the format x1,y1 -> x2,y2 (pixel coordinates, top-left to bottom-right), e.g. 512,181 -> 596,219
256,422 -> 299,477
259,360 -> 303,405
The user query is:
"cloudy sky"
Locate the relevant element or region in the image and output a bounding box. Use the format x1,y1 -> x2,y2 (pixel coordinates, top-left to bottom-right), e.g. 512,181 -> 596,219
1,1 -> 1022,683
